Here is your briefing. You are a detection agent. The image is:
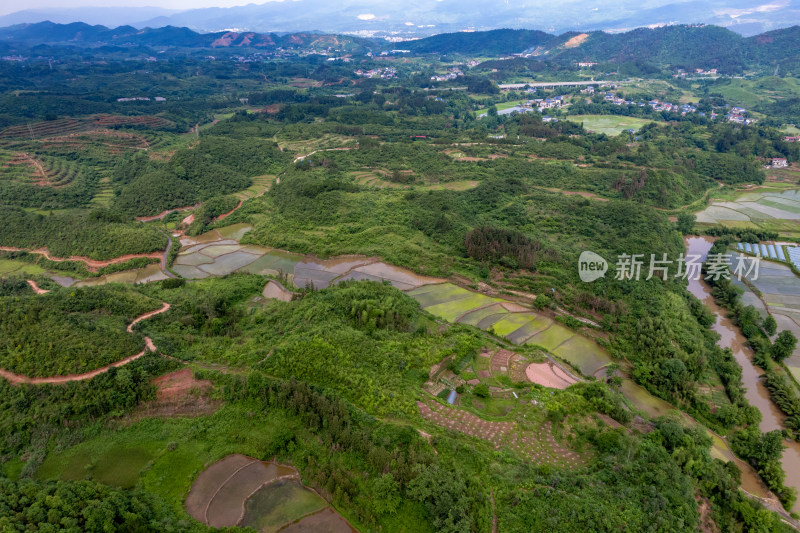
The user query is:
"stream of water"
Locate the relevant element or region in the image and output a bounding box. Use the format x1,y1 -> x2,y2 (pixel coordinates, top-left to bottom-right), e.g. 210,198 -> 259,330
685,236 -> 800,514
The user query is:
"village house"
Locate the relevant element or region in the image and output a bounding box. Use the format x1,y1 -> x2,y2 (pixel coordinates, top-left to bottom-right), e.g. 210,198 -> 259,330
772,158 -> 789,168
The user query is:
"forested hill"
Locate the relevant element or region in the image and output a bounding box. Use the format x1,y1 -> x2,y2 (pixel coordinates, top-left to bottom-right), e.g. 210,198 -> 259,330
0,21 -> 376,52
3,21 -> 800,72
400,28 -> 558,55
407,25 -> 800,73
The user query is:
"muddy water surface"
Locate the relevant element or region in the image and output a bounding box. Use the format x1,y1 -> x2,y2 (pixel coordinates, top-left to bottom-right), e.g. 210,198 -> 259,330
686,236 -> 800,513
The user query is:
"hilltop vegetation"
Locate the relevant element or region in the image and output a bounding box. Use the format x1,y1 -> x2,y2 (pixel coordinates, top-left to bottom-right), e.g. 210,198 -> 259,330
1,31 -> 800,532
0,207 -> 167,259
113,137 -> 288,216
0,285 -> 162,376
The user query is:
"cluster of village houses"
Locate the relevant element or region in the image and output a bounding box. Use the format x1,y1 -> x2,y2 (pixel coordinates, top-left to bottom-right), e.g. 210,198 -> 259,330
430,67 -> 465,82
354,67 -> 397,78
584,86 -> 755,123
116,96 -> 166,102
673,68 -> 719,77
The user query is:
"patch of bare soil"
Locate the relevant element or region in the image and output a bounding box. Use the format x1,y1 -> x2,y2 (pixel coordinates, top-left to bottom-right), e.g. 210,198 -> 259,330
695,492 -> 720,533
562,33 -> 589,48
136,368 -> 219,418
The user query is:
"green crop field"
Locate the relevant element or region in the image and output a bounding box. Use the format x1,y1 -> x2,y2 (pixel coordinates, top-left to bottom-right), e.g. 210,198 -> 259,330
568,115 -> 655,135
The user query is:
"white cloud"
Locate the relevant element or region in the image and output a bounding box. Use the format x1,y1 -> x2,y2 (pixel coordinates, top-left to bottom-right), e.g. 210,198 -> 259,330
357,13 -> 376,20
713,1 -> 788,19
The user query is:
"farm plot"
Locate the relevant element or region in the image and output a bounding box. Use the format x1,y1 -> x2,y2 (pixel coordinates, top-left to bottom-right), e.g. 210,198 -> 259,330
37,130 -> 152,156
37,440 -> 162,488
186,454 -> 352,532
0,258 -> 45,277
423,292 -> 501,322
205,462 -> 280,527
728,255 -> 800,383
490,313 -> 547,338
568,115 -> 654,136
240,480 -> 328,533
90,114 -> 174,130
0,118 -> 88,139
459,303 -> 509,326
551,335 -> 613,376
176,225 -> 443,290
0,152 -> 83,188
281,508 -> 355,533
525,362 -> 578,389
696,187 -> 800,237
408,283 -> 611,377
417,401 -> 586,467
234,174 -> 275,201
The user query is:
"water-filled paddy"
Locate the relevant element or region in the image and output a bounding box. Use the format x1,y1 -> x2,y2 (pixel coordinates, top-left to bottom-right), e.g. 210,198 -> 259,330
459,303 -> 509,326
406,281 -> 611,376
241,479 -> 328,533
186,454 -> 352,532
490,313 -> 544,337
697,188 -> 800,230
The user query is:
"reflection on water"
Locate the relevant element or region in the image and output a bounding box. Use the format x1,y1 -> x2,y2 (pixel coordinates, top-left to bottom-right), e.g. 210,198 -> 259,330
685,236 -> 800,513
175,225 -> 440,290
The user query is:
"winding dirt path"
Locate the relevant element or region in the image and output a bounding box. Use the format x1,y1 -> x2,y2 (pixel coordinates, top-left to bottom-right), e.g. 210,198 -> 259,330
213,199 -> 243,222
0,246 -> 163,273
0,302 -> 170,385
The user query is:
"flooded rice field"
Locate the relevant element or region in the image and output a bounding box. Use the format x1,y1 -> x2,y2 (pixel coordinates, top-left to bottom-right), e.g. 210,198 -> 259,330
686,236 -> 800,513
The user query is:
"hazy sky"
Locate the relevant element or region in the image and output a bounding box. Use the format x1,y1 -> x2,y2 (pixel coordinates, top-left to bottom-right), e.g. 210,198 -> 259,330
0,0 -> 283,16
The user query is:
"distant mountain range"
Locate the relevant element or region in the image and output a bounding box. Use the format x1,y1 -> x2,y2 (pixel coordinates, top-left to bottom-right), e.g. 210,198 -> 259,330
2,21 -> 800,73
2,0 -> 800,37
0,21 -> 376,52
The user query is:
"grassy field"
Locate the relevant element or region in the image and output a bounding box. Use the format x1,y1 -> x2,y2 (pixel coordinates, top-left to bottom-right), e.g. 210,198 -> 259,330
568,115 -> 655,136
711,77 -> 800,109
0,258 -> 45,277
36,404 -> 291,512
783,125 -> 800,135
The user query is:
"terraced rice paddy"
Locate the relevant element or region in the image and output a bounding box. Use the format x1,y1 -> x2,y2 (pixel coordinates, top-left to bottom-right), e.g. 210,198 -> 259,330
241,480 -> 328,532
174,224 -> 441,291
697,188 -> 800,237
524,362 -> 578,389
186,454 -> 353,532
75,264 -> 168,286
406,283 -> 611,376
728,253 -> 800,383
233,174 -> 275,202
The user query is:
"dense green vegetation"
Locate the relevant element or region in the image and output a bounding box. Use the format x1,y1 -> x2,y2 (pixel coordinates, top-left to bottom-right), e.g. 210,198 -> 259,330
0,207 -> 167,260
112,137 -> 288,216
0,476 -> 198,532
138,276 -> 482,416
184,195 -> 240,236
0,285 -> 162,376
2,31 -> 800,531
